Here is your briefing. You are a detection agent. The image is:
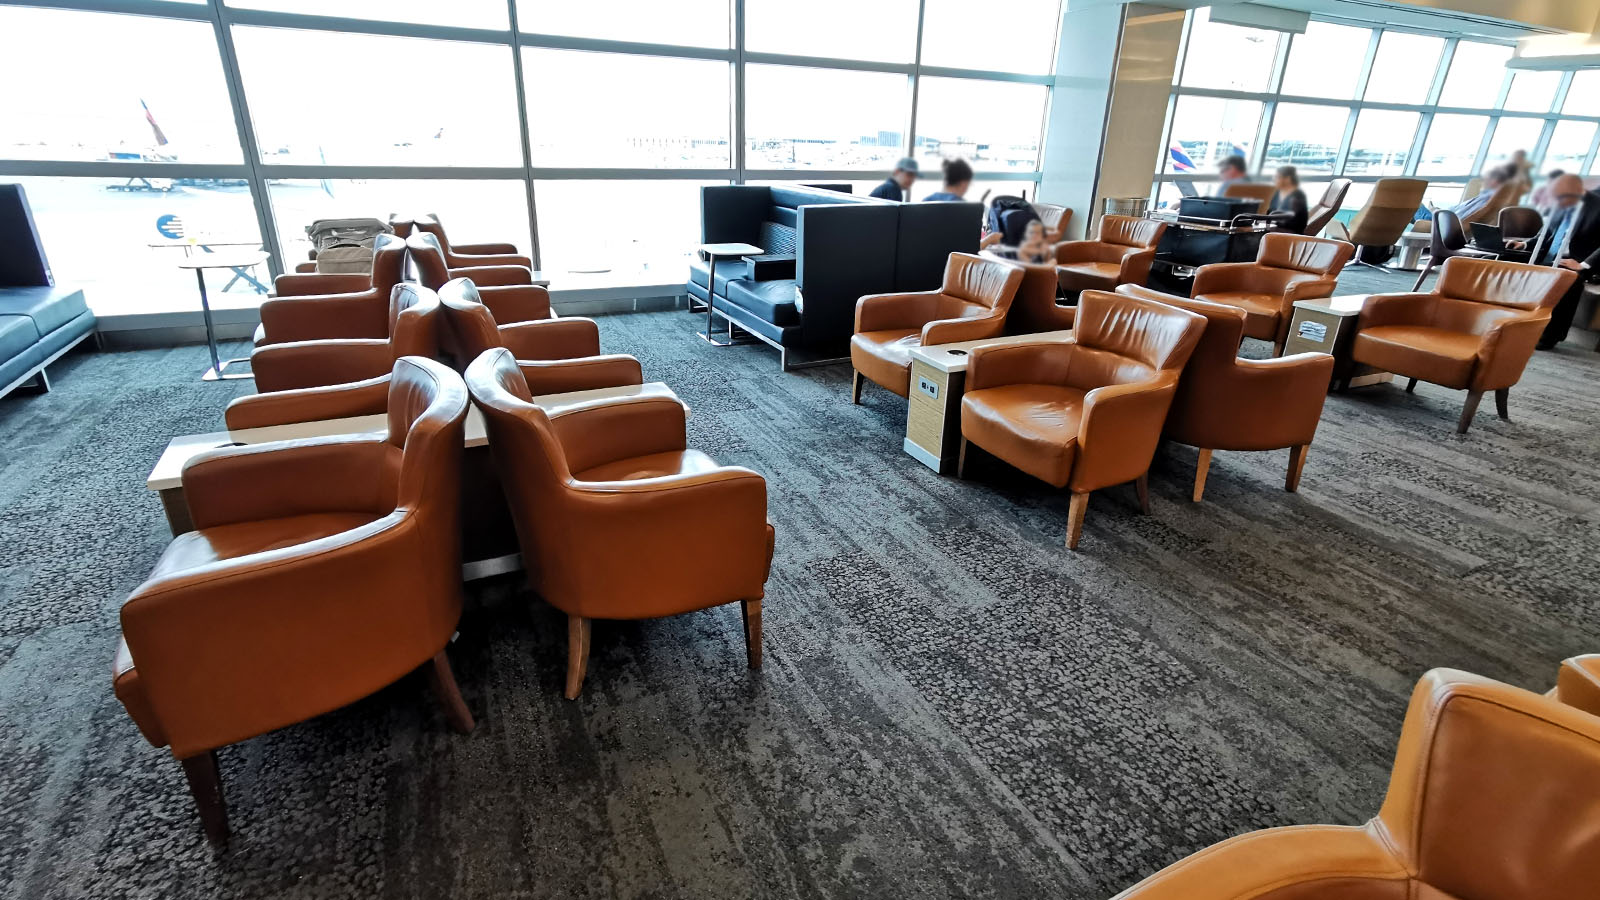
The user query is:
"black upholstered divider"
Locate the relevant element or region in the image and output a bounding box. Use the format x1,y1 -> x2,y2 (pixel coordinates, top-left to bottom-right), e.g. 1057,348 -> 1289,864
700,186 -> 771,245
795,203 -> 900,347
894,201 -> 982,292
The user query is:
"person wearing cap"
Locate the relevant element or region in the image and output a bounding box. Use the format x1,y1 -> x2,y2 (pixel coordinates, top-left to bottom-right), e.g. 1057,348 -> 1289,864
869,158 -> 919,202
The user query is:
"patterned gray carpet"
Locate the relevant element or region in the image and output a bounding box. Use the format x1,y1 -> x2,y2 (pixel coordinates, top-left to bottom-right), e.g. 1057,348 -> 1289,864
2,271 -> 1598,898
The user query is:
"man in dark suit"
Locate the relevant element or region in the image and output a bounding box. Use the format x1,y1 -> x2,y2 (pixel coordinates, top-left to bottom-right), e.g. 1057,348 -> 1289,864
1524,174 -> 1600,349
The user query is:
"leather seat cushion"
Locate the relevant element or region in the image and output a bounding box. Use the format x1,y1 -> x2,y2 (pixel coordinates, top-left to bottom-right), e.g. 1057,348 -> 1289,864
0,285 -> 89,335
0,314 -> 41,362
575,449 -> 720,483
723,278 -> 799,327
153,511 -> 386,580
1194,291 -> 1282,341
1056,262 -> 1121,293
687,260 -> 741,297
961,384 -> 1088,488
1353,326 -> 1481,389
850,329 -> 921,396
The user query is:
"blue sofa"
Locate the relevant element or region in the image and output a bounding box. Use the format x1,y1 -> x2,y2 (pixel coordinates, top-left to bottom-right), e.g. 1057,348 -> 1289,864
687,185 -> 981,368
0,285 -> 96,397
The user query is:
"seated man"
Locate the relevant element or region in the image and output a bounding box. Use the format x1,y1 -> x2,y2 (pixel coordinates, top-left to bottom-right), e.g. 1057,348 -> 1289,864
1450,164 -> 1511,222
869,158 -> 919,202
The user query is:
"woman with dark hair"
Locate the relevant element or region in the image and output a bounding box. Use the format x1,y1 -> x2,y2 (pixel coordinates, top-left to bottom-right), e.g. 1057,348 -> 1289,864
924,158 -> 974,201
1270,165 -> 1309,234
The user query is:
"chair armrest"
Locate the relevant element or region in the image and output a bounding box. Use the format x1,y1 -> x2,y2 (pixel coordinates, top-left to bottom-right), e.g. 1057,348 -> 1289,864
1118,247 -> 1158,285
1073,375 -> 1179,492
224,374 -> 392,430
249,339 -> 393,393
272,272 -> 371,298
1054,240 -> 1112,265
1284,278 -> 1339,303
1555,655 -> 1600,717
258,291 -> 387,344
477,283 -> 553,324
449,264 -> 532,287
1225,353 -> 1336,446
182,437 -> 400,530
1356,293 -> 1435,329
500,317 -> 602,361
451,241 -> 518,256
1108,823 -> 1407,900
922,308 -> 1007,346
448,251 -> 533,269
564,467 -> 771,615
293,261 -> 318,273
1190,262 -> 1257,295
855,291 -> 941,333
1470,312 -> 1547,391
518,355 -> 643,396
549,396 -> 688,473
965,340 -> 1075,392
118,510 -> 446,758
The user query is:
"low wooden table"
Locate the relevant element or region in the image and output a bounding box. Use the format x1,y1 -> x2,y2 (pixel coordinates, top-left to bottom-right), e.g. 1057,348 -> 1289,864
1284,295 -> 1392,390
146,382 -> 684,578
903,330 -> 1074,473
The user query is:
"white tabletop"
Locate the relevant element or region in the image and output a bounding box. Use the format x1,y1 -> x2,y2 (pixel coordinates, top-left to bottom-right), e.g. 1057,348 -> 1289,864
909,329 -> 1076,374
699,242 -> 763,257
1292,294 -> 1371,316
146,382 -> 682,491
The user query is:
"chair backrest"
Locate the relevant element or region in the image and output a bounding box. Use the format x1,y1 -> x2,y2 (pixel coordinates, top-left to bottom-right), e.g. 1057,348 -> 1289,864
1223,182 -> 1275,214
983,251 -> 1072,334
1034,202 -> 1071,235
406,232 -> 451,289
941,252 -> 1024,312
1348,178 -> 1429,247
387,213 -> 414,238
1375,669 -> 1600,900
1463,180 -> 1520,227
370,232 -> 407,293
1099,214 -> 1164,249
1432,209 -> 1470,257
1304,179 -> 1351,236
1257,232 -> 1355,276
413,214 -> 451,252
1498,205 -> 1543,240
1117,284 -> 1246,368
1074,289 -> 1205,375
1434,256 -> 1575,311
387,282 -> 440,358
384,356 -> 469,532
436,277 -> 502,366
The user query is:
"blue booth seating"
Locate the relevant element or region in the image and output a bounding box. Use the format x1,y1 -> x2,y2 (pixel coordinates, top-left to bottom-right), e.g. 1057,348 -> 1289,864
687,185 -> 980,368
0,285 -> 96,397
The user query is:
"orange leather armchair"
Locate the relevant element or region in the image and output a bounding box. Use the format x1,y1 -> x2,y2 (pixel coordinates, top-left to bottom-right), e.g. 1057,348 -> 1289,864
465,348 -> 774,699
412,213 -> 526,266
1552,654 -> 1600,716
438,277 -> 642,395
1119,285 -> 1334,501
981,250 -> 1076,334
851,252 -> 1023,402
1109,667 -> 1600,900
246,282 -> 439,396
407,231 -> 535,297
1190,232 -> 1354,354
1055,215 -> 1166,294
113,356 -> 473,845
1351,256 -> 1575,433
958,290 -> 1204,549
258,232 -> 407,345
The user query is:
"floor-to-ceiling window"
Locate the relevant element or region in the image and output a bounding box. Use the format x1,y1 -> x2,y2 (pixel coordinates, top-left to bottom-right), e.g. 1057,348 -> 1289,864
0,0 -> 1061,318
1153,8 -> 1600,219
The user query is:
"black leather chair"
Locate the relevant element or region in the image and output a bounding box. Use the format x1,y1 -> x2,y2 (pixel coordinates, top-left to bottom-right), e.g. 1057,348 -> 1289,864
689,185 -> 980,369
1412,210 -> 1495,291
1499,206 -> 1543,241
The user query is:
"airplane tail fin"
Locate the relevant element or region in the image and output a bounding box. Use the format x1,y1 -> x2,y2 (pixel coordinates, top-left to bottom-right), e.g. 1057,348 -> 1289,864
141,99 -> 169,147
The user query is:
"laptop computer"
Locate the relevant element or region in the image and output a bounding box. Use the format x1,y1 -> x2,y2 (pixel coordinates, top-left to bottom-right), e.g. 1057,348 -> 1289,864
1470,223 -> 1505,252
1177,181 -> 1199,198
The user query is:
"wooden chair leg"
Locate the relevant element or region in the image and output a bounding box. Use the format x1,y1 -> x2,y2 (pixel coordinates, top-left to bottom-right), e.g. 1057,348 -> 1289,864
564,615 -> 591,700
1192,448 -> 1213,502
1494,387 -> 1509,419
1286,444 -> 1310,492
1457,390 -> 1484,434
1134,472 -> 1151,514
850,369 -> 863,404
179,751 -> 229,847
956,437 -> 969,478
1405,377 -> 1418,393
425,650 -> 475,734
1065,491 -> 1089,550
741,599 -> 763,669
